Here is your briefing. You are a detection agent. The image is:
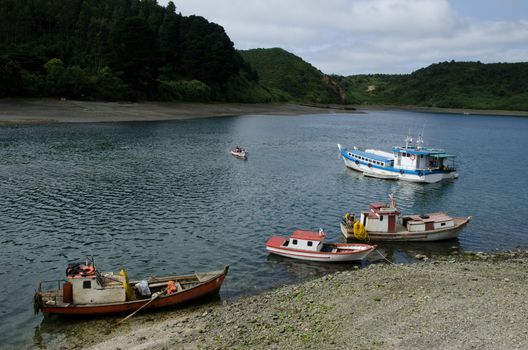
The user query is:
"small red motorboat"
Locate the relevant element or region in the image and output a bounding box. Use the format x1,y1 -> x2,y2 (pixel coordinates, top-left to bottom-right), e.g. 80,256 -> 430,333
34,260 -> 229,316
266,229 -> 376,262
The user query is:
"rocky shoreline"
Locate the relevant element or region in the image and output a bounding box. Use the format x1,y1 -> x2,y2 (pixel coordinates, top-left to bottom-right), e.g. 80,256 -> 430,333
47,250 -> 528,350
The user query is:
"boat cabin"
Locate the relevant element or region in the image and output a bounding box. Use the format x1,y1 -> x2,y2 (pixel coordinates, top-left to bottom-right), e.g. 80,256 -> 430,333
401,213 -> 455,232
360,202 -> 400,233
345,149 -> 394,169
392,147 -> 455,171
359,199 -> 456,234
281,230 -> 326,252
64,264 -> 127,305
392,135 -> 456,172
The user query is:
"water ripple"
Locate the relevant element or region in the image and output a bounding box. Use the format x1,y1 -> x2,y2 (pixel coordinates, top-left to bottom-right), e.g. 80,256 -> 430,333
1,113 -> 528,347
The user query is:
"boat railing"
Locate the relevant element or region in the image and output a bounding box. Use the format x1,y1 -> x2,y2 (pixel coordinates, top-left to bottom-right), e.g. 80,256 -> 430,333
37,279 -> 66,305
38,279 -> 65,292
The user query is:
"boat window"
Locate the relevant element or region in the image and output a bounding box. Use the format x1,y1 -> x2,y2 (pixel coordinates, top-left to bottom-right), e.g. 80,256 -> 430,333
292,239 -> 298,245
420,155 -> 424,158
307,241 -> 313,247
441,223 -> 446,226
380,216 -> 383,221
83,281 -> 91,289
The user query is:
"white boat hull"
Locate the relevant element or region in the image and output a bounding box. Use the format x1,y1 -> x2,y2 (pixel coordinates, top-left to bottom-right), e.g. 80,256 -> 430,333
342,157 -> 457,183
340,217 -> 471,242
231,150 -> 247,159
266,245 -> 375,262
338,144 -> 458,184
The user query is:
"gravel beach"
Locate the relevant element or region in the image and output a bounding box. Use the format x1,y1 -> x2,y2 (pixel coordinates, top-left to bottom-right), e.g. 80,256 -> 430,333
46,250 -> 528,350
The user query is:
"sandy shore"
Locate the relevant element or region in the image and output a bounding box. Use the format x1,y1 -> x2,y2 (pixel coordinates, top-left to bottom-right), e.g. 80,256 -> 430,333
1,99 -> 526,126
0,99 -> 355,125
47,250 -> 528,350
358,104 -> 528,117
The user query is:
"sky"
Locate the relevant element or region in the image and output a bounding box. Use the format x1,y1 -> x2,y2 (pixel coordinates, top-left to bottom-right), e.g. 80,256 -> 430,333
159,0 -> 528,75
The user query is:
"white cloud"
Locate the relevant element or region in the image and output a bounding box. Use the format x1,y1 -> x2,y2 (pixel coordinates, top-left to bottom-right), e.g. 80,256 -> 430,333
161,0 -> 528,74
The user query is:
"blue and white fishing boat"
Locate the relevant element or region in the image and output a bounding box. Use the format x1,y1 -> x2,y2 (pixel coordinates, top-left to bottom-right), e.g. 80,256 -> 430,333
337,135 -> 458,183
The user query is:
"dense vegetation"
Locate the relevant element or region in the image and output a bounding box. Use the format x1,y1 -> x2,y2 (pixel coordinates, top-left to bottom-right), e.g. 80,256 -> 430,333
336,61 -> 528,111
1,0 -> 526,110
240,48 -> 346,104
0,0 -> 275,102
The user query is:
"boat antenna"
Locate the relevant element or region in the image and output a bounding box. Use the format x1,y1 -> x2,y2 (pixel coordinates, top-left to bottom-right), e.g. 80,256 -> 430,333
405,129 -> 412,149
417,124 -> 426,149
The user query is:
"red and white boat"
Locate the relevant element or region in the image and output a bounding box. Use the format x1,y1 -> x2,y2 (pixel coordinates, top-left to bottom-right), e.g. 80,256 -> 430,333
34,260 -> 229,316
265,229 -> 376,262
230,146 -> 247,159
340,196 -> 471,242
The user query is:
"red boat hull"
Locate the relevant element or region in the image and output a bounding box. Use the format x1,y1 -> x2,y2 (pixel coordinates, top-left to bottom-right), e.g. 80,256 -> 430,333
40,268 -> 227,316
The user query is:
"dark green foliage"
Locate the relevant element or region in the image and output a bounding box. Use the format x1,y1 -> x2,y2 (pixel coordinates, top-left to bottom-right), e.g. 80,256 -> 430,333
158,80 -> 211,102
93,67 -> 133,101
338,61 -> 528,111
240,48 -> 346,104
0,55 -> 23,96
0,0 -> 266,102
111,16 -> 160,98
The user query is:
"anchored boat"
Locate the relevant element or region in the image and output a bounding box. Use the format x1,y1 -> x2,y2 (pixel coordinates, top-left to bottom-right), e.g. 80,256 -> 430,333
337,134 -> 458,183
341,196 -> 471,242
231,146 -> 247,159
266,229 -> 376,262
34,260 -> 229,316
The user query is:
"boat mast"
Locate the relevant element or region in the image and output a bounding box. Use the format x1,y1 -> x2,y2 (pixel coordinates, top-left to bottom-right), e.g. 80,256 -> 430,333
404,134 -> 412,149
416,125 -> 425,150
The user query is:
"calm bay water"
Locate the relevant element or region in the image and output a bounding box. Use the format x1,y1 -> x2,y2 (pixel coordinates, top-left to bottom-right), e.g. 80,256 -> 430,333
1,110 -> 528,347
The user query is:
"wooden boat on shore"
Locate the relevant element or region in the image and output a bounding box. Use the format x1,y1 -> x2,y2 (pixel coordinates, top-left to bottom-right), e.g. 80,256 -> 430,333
266,229 -> 376,262
230,146 -> 247,159
341,196 -> 471,242
34,260 -> 229,316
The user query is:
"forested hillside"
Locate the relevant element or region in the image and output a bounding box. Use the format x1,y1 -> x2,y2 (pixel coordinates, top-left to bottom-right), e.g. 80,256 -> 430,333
240,48 -> 346,104
0,0 -> 274,102
336,61 -> 528,111
1,1 -> 526,110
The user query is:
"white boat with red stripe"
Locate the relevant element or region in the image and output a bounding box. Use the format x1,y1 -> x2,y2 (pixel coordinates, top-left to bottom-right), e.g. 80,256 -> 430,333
265,229 -> 376,262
